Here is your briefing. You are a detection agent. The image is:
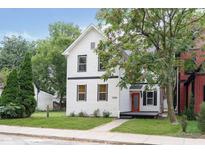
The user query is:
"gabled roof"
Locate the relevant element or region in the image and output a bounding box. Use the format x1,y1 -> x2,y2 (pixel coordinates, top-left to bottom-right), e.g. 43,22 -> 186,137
62,24 -> 105,56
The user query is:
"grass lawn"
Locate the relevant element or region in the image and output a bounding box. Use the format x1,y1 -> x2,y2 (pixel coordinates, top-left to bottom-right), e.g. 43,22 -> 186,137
0,112 -> 113,130
112,118 -> 201,137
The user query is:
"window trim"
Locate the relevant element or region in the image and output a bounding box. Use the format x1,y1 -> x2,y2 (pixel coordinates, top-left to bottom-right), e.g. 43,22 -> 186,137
146,91 -> 154,105
77,84 -> 87,101
77,55 -> 87,72
97,84 -> 108,101
91,42 -> 96,50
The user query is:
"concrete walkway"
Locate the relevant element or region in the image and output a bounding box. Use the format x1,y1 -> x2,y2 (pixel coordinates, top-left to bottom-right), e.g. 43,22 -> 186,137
0,125 -> 205,144
90,119 -> 128,132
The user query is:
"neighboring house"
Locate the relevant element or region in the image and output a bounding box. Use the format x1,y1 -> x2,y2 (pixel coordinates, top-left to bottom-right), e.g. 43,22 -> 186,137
63,24 -> 165,118
0,82 -> 54,111
179,49 -> 205,113
34,85 -> 54,111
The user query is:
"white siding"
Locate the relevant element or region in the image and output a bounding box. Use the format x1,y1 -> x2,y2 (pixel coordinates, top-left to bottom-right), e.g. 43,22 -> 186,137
119,87 -> 131,112
67,78 -> 120,117
34,86 -> 54,111
67,28 -> 119,78
130,85 -> 161,112
66,27 -> 120,117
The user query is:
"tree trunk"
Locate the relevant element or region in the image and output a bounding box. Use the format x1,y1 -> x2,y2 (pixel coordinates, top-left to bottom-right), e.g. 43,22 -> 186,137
59,94 -> 63,110
166,82 -> 178,124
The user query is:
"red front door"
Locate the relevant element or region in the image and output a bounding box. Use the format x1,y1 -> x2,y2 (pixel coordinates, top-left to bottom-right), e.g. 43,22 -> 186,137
132,93 -> 140,112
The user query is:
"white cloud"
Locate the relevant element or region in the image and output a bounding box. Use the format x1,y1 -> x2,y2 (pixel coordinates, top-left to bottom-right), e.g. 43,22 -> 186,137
3,32 -> 41,41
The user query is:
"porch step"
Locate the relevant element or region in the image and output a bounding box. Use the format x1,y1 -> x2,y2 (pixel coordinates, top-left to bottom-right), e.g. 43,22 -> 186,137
120,115 -> 133,119
120,111 -> 159,119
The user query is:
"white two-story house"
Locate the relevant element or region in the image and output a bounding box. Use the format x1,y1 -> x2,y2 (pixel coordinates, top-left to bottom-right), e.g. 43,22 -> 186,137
63,24 -> 164,118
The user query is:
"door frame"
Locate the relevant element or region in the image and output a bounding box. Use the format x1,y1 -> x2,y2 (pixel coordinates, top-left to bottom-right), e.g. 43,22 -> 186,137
131,92 -> 140,112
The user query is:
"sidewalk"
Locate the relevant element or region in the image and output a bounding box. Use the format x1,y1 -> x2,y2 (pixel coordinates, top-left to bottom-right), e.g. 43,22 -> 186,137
90,119 -> 128,132
0,125 -> 205,144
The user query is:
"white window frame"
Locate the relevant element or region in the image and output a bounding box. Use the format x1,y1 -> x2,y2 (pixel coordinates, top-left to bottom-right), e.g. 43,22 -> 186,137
77,85 -> 87,101
97,84 -> 108,101
91,42 -> 95,50
77,55 -> 87,72
146,91 -> 154,105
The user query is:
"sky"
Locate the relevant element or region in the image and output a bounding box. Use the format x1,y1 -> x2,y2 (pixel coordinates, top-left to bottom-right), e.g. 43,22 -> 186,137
0,8 -> 98,41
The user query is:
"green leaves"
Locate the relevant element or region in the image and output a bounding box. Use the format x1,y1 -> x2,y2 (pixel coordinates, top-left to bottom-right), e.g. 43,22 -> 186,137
96,8 -> 205,88
32,22 -> 80,103
0,35 -> 35,70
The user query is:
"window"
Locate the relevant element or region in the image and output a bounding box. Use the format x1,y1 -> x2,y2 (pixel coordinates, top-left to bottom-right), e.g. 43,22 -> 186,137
146,92 -> 154,105
77,85 -> 87,101
143,91 -> 157,106
98,55 -> 109,71
98,84 -> 108,101
98,57 -> 105,71
78,55 -> 87,72
91,42 -> 95,50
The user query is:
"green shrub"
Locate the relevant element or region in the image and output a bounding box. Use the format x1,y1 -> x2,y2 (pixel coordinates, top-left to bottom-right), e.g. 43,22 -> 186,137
70,112 -> 75,117
78,111 -> 88,117
0,103 -> 23,119
103,111 -> 111,118
0,69 -> 19,106
17,53 -> 36,117
185,93 -> 196,120
198,103 -> 205,133
180,115 -> 188,132
93,109 -> 100,117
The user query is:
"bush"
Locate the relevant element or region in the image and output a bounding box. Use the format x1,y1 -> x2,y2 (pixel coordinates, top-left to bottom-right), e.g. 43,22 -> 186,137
185,93 -> 196,120
18,53 -> 36,117
0,69 -> 19,106
78,111 -> 88,117
198,103 -> 205,133
180,115 -> 188,132
70,112 -> 75,117
0,53 -> 36,119
0,103 -> 24,119
103,111 -> 111,118
93,109 -> 100,117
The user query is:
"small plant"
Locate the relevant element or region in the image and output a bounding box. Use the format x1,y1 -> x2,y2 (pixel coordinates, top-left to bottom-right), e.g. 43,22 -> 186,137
180,115 -> 188,133
70,112 -> 75,117
198,103 -> 205,133
78,111 -> 88,117
93,109 -> 100,117
103,111 -> 110,118
185,93 -> 196,120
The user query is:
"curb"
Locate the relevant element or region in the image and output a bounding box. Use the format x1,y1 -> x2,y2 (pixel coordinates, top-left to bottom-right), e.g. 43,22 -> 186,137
0,132 -> 148,145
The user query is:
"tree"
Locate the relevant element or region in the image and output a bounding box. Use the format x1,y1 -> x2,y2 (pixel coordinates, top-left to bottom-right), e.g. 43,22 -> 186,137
32,22 -> 80,109
18,53 -> 36,117
96,9 -> 205,123
0,35 -> 36,70
0,68 -> 11,85
0,69 -> 19,106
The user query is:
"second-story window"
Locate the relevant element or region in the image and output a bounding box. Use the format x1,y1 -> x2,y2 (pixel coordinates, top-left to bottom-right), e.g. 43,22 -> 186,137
78,55 -> 87,72
98,55 -> 109,71
98,57 -> 105,71
91,42 -> 95,50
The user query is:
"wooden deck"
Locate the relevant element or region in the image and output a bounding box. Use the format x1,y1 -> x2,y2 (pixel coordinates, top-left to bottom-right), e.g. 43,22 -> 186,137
120,111 -> 159,118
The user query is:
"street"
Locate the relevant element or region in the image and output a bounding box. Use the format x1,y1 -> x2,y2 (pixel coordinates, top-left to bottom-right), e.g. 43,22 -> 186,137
0,134 -> 102,145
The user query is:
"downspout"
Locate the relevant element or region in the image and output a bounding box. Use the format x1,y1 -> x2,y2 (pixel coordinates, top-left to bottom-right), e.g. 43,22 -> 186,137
118,67 -> 121,119
175,67 -> 179,114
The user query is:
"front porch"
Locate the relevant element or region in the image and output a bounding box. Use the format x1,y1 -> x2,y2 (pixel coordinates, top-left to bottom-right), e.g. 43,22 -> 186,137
120,111 -> 159,118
